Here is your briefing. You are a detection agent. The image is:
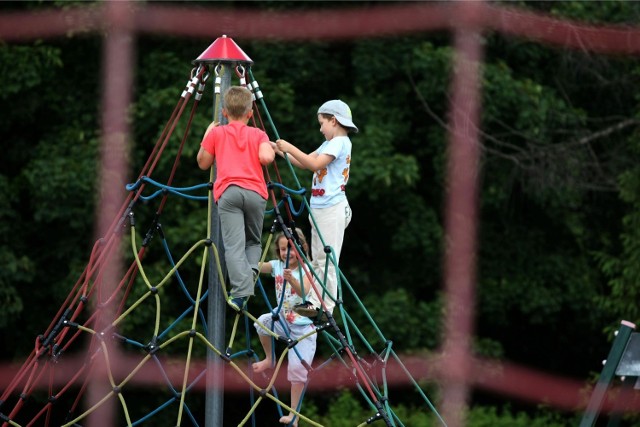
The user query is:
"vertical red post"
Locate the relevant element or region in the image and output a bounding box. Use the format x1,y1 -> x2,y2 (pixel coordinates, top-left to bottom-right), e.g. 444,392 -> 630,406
87,1 -> 134,426
440,2 -> 485,426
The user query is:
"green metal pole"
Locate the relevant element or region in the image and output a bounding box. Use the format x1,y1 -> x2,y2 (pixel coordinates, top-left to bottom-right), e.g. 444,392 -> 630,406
579,320 -> 636,427
606,374 -> 637,427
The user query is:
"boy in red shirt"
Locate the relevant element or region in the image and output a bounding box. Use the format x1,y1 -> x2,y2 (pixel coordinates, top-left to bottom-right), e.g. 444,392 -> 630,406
197,86 -> 275,311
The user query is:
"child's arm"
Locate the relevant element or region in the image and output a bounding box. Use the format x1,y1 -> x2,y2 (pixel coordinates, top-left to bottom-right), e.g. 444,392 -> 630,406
203,121 -> 218,138
283,268 -> 311,298
197,122 -> 218,170
259,261 -> 273,275
276,139 -> 334,171
197,147 -> 214,170
271,141 -> 305,168
258,141 -> 276,165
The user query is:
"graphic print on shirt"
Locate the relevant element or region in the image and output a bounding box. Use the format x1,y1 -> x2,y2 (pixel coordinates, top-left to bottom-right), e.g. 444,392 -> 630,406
273,268 -> 305,324
342,155 -> 351,183
313,168 -> 328,186
275,273 -> 284,294
310,137 -> 352,206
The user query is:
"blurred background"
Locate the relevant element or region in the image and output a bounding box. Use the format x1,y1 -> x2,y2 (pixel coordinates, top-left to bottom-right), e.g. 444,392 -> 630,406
3,1 -> 640,426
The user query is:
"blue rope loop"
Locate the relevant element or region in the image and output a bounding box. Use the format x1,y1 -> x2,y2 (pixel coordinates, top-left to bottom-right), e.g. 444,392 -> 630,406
266,182 -> 307,217
126,176 -> 210,201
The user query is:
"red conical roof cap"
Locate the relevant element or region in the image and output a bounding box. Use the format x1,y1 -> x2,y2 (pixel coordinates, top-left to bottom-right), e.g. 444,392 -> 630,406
194,35 -> 253,64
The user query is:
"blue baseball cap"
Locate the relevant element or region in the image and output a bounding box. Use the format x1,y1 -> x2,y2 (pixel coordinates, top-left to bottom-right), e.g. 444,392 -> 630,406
317,100 -> 358,133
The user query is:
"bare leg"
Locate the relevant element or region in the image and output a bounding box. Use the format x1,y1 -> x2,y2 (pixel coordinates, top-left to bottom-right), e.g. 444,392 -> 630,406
279,382 -> 304,427
252,334 -> 273,374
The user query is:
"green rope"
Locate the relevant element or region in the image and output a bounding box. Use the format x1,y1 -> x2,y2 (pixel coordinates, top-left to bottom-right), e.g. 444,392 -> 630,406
55,63 -> 448,427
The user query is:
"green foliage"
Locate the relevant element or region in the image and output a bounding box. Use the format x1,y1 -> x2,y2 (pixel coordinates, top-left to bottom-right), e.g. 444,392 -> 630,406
318,390 -> 368,427
547,1 -> 640,24
22,127 -> 98,228
0,250 -> 27,329
0,175 -> 29,329
4,1 -> 640,424
348,117 -> 420,197
356,288 -> 442,351
309,390 -> 572,426
0,43 -> 63,100
465,405 -> 571,427
595,135 -> 640,327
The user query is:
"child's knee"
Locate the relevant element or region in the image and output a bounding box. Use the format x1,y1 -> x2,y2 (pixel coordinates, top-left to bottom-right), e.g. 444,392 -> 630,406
287,362 -> 309,383
253,316 -> 272,335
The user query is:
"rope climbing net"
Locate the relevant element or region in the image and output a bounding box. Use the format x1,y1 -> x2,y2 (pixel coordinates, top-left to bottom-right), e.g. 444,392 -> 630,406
0,60 -> 445,427
6,2 -> 640,426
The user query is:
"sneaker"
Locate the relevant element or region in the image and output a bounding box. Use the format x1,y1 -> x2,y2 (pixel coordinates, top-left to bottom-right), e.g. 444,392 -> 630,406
228,296 -> 247,312
294,302 -> 328,322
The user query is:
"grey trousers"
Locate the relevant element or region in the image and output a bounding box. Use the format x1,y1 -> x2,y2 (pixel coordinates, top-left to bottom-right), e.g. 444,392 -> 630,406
217,185 -> 266,298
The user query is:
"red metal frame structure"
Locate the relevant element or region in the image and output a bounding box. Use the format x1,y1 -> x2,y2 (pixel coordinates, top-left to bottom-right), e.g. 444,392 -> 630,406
4,2 -> 640,427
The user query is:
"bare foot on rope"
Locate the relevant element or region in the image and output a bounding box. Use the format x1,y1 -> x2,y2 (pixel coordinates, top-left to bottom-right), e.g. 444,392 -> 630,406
252,358 -> 273,374
279,413 -> 298,427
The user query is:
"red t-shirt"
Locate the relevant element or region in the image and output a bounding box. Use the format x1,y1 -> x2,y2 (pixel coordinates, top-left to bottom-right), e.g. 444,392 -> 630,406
200,121 -> 270,202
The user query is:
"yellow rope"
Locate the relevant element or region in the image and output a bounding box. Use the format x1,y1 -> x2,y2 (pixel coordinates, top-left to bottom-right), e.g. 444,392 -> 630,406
176,247 -> 209,425
59,65 -> 335,427
113,232 -> 208,328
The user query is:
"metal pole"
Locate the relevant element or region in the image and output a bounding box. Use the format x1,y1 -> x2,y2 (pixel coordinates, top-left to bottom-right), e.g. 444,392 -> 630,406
205,64 -> 231,427
579,320 -> 636,427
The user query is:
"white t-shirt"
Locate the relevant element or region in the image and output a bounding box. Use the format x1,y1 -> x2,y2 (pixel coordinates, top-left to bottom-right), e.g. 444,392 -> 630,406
270,260 -> 313,326
310,135 -> 351,209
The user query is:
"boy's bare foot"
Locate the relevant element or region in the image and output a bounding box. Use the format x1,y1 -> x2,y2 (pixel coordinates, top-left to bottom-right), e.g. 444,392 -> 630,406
252,359 -> 272,374
279,413 -> 298,427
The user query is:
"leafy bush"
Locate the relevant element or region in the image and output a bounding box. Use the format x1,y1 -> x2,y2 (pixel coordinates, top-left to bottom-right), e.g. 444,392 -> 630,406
306,389 -> 576,427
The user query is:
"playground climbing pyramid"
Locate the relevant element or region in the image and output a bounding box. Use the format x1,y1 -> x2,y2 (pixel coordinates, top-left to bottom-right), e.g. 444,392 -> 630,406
0,36 -> 445,427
